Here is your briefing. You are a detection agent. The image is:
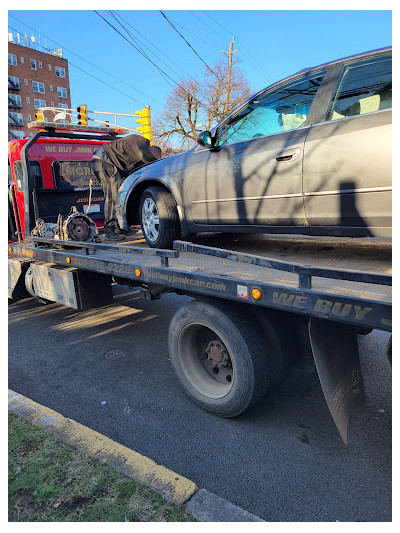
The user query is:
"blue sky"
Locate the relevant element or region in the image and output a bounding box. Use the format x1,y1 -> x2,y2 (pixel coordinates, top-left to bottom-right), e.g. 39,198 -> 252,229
8,7 -> 392,131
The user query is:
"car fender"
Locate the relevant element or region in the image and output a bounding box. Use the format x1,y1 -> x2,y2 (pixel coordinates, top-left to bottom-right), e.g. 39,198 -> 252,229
116,150 -> 193,231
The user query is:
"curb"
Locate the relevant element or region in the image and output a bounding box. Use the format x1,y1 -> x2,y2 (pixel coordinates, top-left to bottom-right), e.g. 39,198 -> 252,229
8,390 -> 264,522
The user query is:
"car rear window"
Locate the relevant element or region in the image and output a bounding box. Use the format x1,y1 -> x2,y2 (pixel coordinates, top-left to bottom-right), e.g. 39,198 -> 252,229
326,54 -> 392,121
52,161 -> 102,190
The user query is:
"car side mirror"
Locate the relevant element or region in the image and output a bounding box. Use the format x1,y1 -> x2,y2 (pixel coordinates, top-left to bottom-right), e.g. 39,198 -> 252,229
197,131 -> 214,149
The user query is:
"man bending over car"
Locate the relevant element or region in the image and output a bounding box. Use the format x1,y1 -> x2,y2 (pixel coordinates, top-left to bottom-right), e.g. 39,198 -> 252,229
92,134 -> 161,241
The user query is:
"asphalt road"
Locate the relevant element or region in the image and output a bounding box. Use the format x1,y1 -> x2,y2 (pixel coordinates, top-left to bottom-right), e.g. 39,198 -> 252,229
8,282 -> 392,521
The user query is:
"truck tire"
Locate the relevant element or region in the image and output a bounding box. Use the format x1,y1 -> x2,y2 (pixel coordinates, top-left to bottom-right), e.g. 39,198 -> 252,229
139,186 -> 180,249
248,308 -> 296,385
168,298 -> 282,417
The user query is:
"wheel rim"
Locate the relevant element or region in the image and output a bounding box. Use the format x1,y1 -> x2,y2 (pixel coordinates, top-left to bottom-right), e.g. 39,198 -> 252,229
178,323 -> 234,399
141,197 -> 160,242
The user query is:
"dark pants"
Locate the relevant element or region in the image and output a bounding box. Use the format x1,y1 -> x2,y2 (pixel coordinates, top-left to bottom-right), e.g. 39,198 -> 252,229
92,151 -> 124,231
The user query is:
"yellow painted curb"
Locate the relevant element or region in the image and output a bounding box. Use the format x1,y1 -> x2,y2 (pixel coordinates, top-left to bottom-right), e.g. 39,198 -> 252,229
8,390 -> 198,505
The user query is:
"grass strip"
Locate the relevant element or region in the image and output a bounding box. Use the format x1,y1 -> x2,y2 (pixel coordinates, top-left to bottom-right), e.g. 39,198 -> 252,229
9,413 -> 196,522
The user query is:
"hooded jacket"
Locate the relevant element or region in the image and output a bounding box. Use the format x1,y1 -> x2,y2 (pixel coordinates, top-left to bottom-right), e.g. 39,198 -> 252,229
102,134 -> 157,178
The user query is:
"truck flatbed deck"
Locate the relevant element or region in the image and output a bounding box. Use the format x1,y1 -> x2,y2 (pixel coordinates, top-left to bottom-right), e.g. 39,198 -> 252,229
9,236 -> 391,332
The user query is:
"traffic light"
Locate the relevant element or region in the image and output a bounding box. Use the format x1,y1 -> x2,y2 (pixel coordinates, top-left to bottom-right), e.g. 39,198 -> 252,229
135,107 -> 153,142
34,111 -> 44,121
77,104 -> 88,125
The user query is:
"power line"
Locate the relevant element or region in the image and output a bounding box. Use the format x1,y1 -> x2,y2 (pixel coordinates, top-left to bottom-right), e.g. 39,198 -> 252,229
159,11 -> 216,76
108,11 -> 189,83
7,23 -> 147,106
167,12 -> 222,50
95,11 -> 204,108
8,14 -> 164,106
107,11 -> 189,76
94,10 -> 179,91
200,11 -> 275,84
189,10 -> 228,43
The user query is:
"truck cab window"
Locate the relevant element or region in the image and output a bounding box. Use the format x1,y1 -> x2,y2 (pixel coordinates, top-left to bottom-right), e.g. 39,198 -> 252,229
13,160 -> 43,192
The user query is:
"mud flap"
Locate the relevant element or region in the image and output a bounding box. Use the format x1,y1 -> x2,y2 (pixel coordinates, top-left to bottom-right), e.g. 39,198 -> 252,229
308,318 -> 366,445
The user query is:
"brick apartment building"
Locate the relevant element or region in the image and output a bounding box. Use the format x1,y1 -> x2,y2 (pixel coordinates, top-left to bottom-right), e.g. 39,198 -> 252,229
8,39 -> 72,140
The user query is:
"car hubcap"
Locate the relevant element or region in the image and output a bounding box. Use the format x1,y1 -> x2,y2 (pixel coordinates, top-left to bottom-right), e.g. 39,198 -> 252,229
142,197 -> 160,242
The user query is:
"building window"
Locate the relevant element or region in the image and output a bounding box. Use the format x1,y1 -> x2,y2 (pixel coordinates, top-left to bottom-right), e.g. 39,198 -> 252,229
51,102 -> 55,107
8,94 -> 22,107
50,85 -> 53,92
26,97 -> 30,104
8,53 -> 17,66
58,103 -> 68,109
55,66 -> 66,78
32,81 -> 45,94
30,59 -> 37,70
24,79 -> 28,86
39,61 -> 43,69
34,98 -> 46,109
48,64 -> 52,71
57,87 -> 67,98
9,130 -> 25,140
8,112 -> 24,126
21,57 -> 24,64
28,114 -> 32,121
8,76 -> 20,90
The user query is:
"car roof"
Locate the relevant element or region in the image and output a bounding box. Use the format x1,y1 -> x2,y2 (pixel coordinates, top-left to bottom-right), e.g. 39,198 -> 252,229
208,45 -> 392,136
294,46 -> 392,75
239,46 -> 391,109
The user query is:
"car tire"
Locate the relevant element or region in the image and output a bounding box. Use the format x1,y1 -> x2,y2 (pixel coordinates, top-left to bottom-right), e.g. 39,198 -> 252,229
139,186 -> 180,249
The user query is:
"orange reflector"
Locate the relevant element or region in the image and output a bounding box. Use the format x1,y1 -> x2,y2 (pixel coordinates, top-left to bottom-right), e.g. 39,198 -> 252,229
9,246 -> 13,254
66,257 -> 71,264
135,268 -> 141,277
251,288 -> 262,300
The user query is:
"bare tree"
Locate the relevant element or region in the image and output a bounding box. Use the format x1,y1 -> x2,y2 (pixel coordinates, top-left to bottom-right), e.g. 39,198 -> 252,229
152,77 -> 202,150
201,58 -> 251,129
153,52 -> 252,149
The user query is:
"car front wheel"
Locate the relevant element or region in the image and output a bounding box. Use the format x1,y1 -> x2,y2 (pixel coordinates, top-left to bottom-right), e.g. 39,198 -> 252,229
139,186 -> 180,249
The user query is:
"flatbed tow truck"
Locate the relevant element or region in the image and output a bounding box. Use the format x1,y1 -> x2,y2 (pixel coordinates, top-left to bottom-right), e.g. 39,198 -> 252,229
8,122 -> 392,444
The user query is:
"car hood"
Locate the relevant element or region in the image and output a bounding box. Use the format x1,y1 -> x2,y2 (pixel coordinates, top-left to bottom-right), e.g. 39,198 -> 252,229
118,148 -> 194,198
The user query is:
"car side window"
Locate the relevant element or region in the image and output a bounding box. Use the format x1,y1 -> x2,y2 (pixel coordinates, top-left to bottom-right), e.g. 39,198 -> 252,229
215,70 -> 327,146
326,54 -> 392,121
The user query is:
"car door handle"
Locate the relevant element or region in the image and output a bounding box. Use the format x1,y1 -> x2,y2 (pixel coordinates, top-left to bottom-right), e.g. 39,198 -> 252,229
275,147 -> 301,162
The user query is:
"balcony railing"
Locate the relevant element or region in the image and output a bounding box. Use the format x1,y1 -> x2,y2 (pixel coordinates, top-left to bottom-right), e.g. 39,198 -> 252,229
8,129 -> 24,140
8,96 -> 22,109
8,76 -> 20,90
8,112 -> 24,126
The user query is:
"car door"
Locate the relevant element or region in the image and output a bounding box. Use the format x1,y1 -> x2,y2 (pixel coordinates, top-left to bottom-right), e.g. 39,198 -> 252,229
184,70 -> 328,229
303,51 -> 392,236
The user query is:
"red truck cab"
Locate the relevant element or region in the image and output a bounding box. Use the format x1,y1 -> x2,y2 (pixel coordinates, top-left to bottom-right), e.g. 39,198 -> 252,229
8,135 -> 107,242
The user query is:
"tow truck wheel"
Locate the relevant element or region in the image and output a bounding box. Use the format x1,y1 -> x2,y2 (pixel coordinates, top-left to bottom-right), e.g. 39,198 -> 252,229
168,299 -> 281,417
139,186 -> 180,249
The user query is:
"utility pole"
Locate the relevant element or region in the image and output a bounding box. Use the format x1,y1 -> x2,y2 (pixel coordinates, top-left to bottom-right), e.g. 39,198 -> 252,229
222,36 -> 239,116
